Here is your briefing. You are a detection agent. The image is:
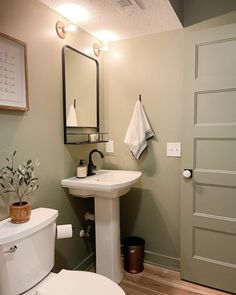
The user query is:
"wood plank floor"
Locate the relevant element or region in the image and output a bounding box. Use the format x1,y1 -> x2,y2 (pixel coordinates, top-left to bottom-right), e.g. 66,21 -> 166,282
119,264 -> 231,295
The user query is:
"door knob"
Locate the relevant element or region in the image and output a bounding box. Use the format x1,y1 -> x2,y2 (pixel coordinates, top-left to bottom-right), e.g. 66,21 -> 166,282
183,169 -> 192,179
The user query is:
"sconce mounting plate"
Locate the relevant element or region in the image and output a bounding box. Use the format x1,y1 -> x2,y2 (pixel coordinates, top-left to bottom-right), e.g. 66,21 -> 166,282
93,43 -> 100,57
56,21 -> 66,39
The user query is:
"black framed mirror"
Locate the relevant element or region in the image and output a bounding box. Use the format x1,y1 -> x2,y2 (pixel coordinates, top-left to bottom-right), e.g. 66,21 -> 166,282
62,45 -> 99,144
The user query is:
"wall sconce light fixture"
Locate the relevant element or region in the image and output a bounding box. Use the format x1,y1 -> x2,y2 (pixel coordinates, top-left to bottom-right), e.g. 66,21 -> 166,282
93,42 -> 110,57
56,21 -> 77,39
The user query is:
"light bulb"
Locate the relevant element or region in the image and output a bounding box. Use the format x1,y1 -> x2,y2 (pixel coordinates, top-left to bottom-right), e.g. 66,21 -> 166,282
65,23 -> 77,32
101,43 -> 110,52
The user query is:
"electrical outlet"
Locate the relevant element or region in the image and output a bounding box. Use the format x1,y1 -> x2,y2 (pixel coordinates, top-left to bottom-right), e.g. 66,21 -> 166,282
106,140 -> 114,153
167,142 -> 181,157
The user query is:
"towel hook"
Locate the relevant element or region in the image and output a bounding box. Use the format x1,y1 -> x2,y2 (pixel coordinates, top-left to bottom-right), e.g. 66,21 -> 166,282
139,94 -> 142,102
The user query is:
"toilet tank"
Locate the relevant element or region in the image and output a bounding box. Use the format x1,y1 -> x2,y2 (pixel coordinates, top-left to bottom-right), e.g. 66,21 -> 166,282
0,208 -> 58,295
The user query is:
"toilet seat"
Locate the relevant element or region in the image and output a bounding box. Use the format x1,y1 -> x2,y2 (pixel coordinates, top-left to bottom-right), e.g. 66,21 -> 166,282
36,270 -> 125,295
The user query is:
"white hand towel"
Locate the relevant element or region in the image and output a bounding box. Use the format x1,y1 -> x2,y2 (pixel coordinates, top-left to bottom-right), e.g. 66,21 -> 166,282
66,104 -> 78,127
124,100 -> 154,159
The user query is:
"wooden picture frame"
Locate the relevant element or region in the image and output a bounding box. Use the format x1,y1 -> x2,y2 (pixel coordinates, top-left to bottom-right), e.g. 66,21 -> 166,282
0,32 -> 29,111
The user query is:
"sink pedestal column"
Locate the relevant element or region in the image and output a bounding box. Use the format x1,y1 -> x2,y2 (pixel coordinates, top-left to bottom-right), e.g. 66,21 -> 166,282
94,197 -> 123,284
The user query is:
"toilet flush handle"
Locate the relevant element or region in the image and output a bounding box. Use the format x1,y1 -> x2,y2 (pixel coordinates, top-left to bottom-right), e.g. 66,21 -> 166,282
3,245 -> 17,253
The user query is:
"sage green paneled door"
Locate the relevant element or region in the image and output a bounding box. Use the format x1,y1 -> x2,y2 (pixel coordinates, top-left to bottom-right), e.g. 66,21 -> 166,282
181,23 -> 236,293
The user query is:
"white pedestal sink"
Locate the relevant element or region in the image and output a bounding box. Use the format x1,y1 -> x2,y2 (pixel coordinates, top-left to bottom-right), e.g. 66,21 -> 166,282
61,170 -> 141,283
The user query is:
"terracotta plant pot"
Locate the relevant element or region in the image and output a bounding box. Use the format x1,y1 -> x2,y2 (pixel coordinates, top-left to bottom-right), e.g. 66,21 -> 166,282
9,202 -> 32,223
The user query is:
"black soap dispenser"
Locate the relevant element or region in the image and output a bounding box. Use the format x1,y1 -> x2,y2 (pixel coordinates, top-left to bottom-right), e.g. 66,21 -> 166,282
76,159 -> 87,178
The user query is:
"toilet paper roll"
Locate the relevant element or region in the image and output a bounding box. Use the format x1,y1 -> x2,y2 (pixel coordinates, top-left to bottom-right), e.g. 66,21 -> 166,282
56,224 -> 73,239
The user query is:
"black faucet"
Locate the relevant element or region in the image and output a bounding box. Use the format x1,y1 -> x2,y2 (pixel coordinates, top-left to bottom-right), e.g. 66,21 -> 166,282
87,149 -> 104,176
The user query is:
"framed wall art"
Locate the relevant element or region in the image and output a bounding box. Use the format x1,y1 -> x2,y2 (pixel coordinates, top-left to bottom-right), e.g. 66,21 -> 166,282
0,32 -> 29,111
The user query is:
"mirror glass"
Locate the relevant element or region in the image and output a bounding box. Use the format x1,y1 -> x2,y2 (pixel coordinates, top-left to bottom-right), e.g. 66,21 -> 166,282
63,45 -> 98,128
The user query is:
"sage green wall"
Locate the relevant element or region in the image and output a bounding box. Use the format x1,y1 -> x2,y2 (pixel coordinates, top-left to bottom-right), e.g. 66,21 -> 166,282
103,31 -> 184,269
0,0 -> 104,271
183,0 -> 236,26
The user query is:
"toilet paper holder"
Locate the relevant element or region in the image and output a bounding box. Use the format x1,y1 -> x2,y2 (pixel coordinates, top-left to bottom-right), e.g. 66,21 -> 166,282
56,212 -> 95,239
56,224 -> 74,239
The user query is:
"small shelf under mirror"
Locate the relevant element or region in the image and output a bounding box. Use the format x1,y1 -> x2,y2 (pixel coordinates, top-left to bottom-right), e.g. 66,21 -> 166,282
66,127 -> 108,145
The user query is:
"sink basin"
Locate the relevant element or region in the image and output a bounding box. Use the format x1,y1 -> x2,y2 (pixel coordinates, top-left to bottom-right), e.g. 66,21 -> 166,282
61,169 -> 142,284
61,169 -> 142,198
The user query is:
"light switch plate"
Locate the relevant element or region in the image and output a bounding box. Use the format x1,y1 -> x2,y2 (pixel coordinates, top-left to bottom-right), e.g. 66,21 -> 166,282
167,142 -> 181,157
106,140 -> 114,153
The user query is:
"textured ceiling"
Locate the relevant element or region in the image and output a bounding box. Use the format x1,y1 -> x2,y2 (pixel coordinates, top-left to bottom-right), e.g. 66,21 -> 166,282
40,0 -> 183,42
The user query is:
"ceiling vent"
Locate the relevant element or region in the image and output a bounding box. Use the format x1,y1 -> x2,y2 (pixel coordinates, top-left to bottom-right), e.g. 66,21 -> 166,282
117,0 -> 133,8
116,0 -> 145,17
133,0 -> 145,10
116,0 -> 145,9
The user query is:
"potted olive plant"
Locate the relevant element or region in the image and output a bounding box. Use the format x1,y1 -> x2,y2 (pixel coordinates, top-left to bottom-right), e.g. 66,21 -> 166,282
0,151 -> 40,223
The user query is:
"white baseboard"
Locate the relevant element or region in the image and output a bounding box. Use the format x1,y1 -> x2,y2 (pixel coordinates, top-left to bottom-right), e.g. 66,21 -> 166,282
73,249 -> 180,272
144,250 -> 180,271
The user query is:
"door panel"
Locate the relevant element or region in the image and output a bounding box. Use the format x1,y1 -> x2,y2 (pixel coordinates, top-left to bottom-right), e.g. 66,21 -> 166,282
195,89 -> 236,124
194,184 -> 236,219
197,38 -> 236,78
181,23 -> 236,293
195,139 -> 236,171
194,227 -> 236,265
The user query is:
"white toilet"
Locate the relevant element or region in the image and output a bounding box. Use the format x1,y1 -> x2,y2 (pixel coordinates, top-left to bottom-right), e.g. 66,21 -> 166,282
0,208 -> 125,295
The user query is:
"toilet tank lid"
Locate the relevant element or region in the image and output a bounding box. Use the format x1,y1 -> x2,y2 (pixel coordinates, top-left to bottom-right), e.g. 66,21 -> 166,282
0,208 -> 58,245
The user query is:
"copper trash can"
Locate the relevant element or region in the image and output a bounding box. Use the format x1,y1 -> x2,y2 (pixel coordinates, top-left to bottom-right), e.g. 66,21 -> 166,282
123,236 -> 145,274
